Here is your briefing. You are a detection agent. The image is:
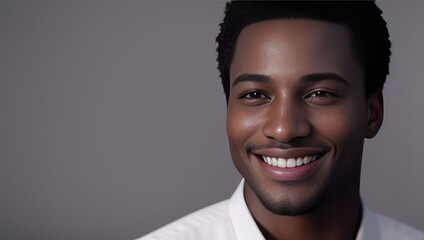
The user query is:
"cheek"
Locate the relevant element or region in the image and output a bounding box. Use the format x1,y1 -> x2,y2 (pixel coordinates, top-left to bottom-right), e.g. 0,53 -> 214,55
226,106 -> 263,157
226,107 -> 256,177
312,103 -> 368,157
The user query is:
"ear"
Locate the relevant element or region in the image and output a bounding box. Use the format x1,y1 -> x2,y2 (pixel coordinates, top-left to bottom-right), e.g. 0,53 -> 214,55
365,90 -> 384,139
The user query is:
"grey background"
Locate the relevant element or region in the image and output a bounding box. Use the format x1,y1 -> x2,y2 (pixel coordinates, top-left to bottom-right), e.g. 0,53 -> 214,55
1,0 -> 423,239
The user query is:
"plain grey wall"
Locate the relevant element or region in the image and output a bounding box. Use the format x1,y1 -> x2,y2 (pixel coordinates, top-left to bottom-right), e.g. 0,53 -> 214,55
1,1 -> 423,239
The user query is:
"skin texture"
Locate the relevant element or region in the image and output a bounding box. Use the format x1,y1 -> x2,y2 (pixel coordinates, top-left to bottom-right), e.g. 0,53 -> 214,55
227,20 -> 383,240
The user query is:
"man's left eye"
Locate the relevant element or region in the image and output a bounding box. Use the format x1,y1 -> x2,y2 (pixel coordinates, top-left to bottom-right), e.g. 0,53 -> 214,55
304,90 -> 339,105
308,90 -> 334,98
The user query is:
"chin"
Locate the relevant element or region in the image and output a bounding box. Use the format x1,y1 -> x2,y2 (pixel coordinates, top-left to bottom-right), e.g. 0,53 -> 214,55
251,181 -> 326,216
260,197 -> 320,216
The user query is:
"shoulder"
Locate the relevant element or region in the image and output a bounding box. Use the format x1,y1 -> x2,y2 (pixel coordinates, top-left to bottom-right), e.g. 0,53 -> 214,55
136,200 -> 235,240
374,213 -> 424,240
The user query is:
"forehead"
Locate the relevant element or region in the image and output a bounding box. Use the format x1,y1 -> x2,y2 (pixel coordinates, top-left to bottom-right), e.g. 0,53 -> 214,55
230,19 -> 362,85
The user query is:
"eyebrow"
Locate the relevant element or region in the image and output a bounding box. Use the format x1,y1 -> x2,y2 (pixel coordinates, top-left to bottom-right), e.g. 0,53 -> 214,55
231,72 -> 349,88
300,73 -> 349,85
231,73 -> 272,88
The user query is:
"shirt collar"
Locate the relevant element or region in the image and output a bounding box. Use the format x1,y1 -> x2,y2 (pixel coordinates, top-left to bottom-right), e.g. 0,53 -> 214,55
228,179 -> 376,240
355,205 -> 380,240
228,179 -> 265,240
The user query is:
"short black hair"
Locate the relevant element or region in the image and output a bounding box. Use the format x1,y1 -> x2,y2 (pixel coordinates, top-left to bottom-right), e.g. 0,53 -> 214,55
216,1 -> 391,103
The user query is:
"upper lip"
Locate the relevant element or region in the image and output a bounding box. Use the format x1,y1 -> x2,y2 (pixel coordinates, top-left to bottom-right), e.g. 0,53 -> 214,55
251,147 -> 328,159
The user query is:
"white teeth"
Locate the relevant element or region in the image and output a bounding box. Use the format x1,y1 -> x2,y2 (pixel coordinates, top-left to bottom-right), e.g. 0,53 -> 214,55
267,157 -> 272,165
272,158 -> 277,166
296,158 -> 303,166
277,158 -> 286,168
303,156 -> 311,164
287,158 -> 296,168
262,155 -> 319,169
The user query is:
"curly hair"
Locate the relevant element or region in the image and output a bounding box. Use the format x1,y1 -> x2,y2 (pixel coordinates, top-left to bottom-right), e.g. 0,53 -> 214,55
216,1 -> 391,103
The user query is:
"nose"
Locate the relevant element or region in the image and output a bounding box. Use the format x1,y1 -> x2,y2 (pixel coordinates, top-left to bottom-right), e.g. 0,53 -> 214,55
262,99 -> 311,143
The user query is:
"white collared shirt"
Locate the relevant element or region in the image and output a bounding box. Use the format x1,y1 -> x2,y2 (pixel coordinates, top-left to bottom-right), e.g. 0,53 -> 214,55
138,180 -> 424,240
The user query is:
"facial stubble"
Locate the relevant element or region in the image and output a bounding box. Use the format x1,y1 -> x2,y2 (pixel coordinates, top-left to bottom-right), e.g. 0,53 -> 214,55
246,179 -> 327,216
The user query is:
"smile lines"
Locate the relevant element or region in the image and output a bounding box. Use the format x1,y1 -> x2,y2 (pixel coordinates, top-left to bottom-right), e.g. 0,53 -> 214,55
262,155 -> 317,168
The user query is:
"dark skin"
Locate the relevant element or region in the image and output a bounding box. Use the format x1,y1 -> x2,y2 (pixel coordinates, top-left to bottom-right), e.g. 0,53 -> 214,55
226,20 -> 384,240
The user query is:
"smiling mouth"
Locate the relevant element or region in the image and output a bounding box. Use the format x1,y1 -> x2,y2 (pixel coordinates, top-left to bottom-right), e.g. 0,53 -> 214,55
260,155 -> 319,168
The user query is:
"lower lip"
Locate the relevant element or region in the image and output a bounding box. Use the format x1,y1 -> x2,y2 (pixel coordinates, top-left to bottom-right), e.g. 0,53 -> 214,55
257,156 -> 321,182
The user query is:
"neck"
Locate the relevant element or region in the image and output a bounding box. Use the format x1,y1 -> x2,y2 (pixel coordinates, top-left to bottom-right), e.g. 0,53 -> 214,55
245,183 -> 362,240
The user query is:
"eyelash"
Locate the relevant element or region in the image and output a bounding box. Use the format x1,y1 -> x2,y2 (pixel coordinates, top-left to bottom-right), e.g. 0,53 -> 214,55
304,90 -> 337,98
237,89 -> 339,106
303,89 -> 340,106
240,91 -> 270,100
240,90 -> 336,98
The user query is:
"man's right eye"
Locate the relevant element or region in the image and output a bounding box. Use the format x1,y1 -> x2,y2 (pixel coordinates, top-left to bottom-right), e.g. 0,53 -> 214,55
244,91 -> 265,99
238,91 -> 270,105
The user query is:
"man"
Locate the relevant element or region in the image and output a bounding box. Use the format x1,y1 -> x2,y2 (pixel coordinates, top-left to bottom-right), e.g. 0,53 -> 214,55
138,1 -> 424,240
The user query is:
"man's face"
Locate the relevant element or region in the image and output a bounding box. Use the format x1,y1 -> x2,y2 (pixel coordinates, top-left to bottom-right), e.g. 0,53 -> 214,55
227,19 -> 382,215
